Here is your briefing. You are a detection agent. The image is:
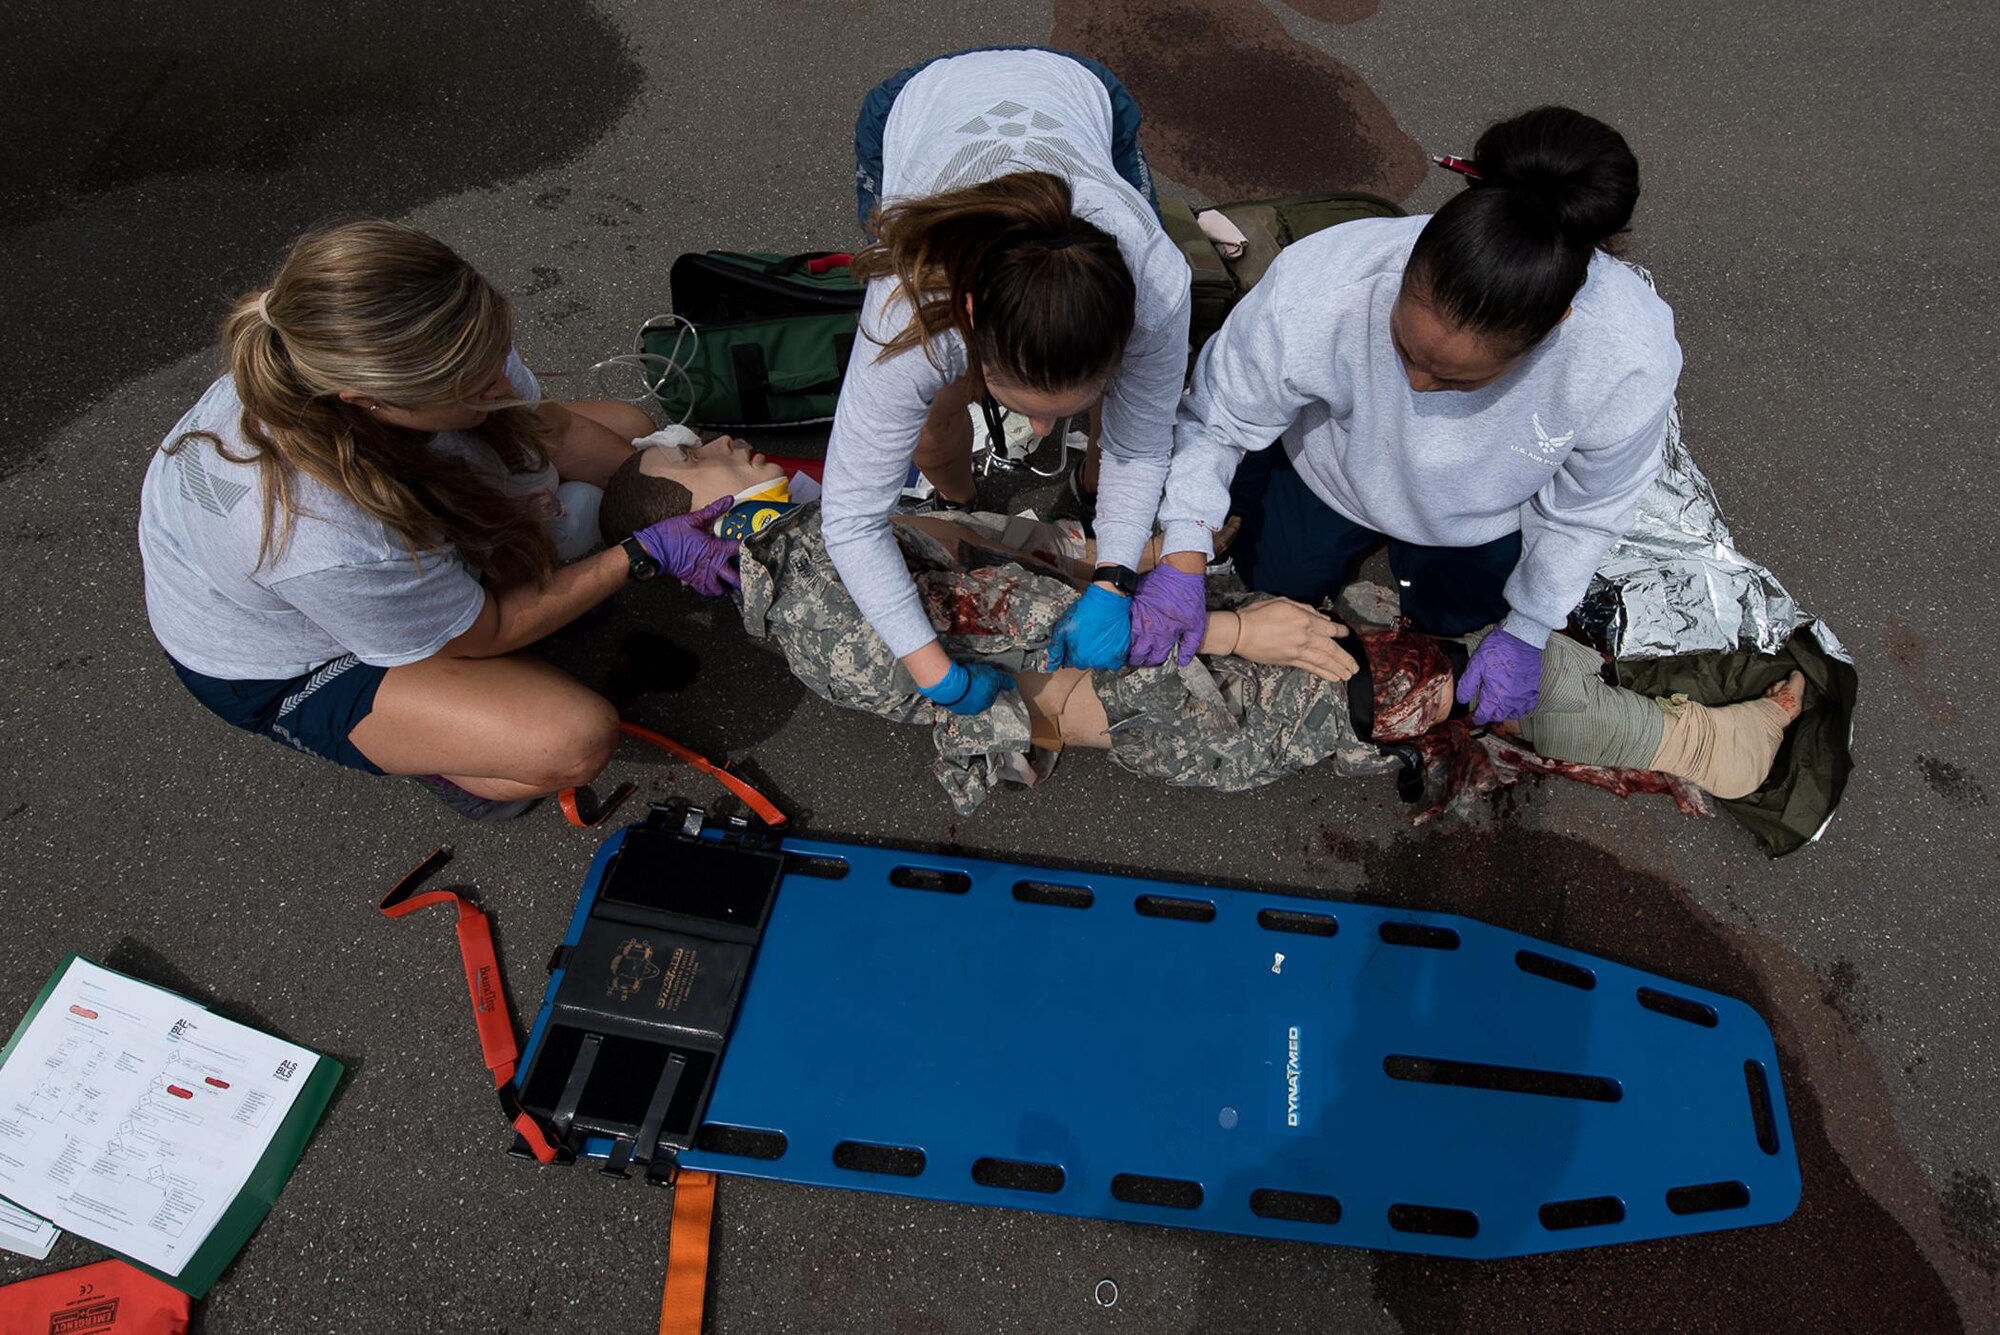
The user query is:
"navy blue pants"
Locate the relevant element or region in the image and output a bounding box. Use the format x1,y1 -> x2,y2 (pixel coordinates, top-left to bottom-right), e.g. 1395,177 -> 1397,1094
853,47 -> 1160,230
1229,450 -> 1522,636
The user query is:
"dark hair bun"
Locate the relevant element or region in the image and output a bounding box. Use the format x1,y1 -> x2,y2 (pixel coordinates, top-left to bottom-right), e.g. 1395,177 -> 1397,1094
1474,106 -> 1639,249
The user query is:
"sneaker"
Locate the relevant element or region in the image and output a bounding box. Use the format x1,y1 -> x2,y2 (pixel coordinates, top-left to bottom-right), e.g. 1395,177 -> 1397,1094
408,775 -> 540,822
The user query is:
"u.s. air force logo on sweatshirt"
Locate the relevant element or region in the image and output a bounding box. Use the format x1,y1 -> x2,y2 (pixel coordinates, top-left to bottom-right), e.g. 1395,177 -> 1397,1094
934,99 -> 1157,234
1509,411 -> 1576,467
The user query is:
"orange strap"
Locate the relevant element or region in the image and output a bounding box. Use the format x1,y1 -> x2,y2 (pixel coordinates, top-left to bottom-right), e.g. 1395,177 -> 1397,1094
560,721 -> 787,829
658,1169 -> 717,1335
378,848 -> 566,1164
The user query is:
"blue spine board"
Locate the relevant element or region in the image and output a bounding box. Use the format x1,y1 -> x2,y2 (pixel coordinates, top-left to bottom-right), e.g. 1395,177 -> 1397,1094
526,828 -> 1802,1258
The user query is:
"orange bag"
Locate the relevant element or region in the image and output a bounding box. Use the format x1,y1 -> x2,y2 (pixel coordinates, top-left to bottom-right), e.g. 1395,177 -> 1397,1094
0,1260 -> 191,1334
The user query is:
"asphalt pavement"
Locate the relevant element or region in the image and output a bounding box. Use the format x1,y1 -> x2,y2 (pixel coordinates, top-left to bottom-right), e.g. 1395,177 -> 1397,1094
1,0 -> 1995,1331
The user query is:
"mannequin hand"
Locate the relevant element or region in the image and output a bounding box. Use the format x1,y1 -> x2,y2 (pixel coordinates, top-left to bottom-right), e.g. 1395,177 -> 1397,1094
1231,598 -> 1359,682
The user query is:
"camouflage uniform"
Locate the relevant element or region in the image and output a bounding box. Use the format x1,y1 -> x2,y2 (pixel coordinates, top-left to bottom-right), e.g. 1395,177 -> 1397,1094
1097,629 -> 1395,792
736,503 -> 1065,813
735,503 -> 1391,812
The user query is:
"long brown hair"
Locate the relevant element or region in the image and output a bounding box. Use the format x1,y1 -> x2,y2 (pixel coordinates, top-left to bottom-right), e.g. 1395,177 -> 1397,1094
169,219 -> 556,585
852,170 -> 1135,394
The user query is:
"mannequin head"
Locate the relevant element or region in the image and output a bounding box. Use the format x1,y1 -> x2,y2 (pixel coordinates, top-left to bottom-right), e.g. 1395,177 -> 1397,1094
599,435 -> 785,543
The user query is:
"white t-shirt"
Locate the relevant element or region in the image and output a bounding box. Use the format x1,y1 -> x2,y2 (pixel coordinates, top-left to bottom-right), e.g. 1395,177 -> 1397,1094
821,49 -> 1193,658
139,351 -> 548,679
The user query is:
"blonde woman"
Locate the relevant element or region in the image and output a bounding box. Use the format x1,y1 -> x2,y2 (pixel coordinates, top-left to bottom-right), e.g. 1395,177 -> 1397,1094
138,220 -> 739,820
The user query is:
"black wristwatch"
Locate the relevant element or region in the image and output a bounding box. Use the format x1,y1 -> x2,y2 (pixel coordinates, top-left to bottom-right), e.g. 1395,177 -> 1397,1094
1093,563 -> 1139,597
620,535 -> 661,582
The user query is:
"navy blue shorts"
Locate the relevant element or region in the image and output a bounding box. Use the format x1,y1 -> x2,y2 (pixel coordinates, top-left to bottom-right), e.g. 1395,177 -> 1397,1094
1228,449 -> 1524,637
853,47 -> 1160,231
168,653 -> 388,774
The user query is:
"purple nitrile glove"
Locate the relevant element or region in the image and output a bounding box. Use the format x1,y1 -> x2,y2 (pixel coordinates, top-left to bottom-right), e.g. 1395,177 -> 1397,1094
1456,628 -> 1544,724
635,496 -> 740,597
1127,564 -> 1208,668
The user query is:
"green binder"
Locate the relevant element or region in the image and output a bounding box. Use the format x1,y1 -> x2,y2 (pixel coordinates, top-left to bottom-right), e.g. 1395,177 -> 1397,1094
0,954 -> 343,1297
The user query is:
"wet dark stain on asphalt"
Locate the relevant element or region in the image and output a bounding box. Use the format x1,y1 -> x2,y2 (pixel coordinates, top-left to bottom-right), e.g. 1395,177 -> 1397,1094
1885,619 -> 1927,672
1884,618 -> 1960,727
0,2 -> 643,470
1051,0 -> 1428,202
1817,955 -> 1876,1032
1917,755 -> 1989,809
1942,1171 -> 2000,1279
1333,826 -> 1963,1333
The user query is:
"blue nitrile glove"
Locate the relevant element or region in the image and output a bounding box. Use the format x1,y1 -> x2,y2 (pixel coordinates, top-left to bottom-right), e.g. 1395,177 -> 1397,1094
1127,564 -> 1208,667
1046,584 -> 1132,670
634,496 -> 739,597
1456,628 -> 1544,724
918,660 -> 1016,716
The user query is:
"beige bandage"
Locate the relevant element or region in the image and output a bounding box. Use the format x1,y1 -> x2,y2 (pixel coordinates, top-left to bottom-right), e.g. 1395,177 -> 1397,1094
1646,695 -> 1791,800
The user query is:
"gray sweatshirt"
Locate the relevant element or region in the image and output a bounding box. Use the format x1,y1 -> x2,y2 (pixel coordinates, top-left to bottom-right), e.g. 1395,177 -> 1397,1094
1160,216 -> 1681,646
821,49 -> 1192,659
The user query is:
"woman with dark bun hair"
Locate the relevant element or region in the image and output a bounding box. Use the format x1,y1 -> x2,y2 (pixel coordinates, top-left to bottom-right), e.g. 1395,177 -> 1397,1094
1147,107 -> 1682,725
823,48 -> 1191,716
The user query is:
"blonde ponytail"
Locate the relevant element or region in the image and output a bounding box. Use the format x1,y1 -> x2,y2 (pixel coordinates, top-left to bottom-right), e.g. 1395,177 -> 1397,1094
169,220 -> 556,586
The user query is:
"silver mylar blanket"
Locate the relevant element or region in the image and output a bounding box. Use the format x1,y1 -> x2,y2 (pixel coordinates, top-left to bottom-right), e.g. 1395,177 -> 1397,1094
1581,267 -> 1851,667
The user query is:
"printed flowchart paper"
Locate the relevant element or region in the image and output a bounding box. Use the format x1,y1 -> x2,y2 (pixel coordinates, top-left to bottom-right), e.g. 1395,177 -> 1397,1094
0,959 -> 318,1275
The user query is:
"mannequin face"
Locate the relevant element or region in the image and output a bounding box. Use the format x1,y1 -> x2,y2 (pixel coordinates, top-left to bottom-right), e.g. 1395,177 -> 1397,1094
636,435 -> 786,510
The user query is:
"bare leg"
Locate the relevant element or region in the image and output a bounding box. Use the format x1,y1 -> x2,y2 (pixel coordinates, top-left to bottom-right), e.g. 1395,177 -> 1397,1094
914,375 -> 977,505
349,654 -> 620,799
